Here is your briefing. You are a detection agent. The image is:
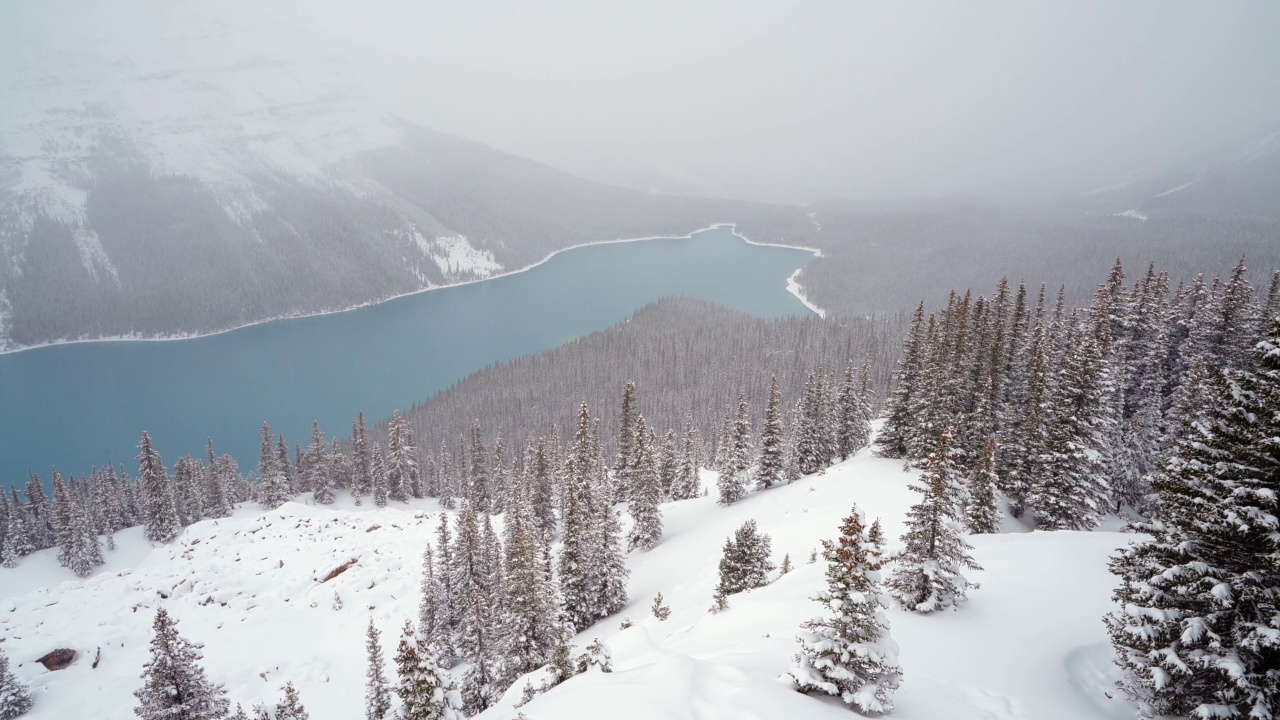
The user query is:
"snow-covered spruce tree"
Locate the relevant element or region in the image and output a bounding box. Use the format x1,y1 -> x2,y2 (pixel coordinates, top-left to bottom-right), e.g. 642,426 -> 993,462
627,416 -> 663,551
655,429 -> 677,499
67,500 -> 103,577
788,506 -> 901,714
0,646 -> 33,720
614,381 -> 638,500
876,301 -> 926,458
854,356 -> 875,450
715,519 -> 775,601
352,412 -> 372,501
387,411 -> 421,503
1106,317 -> 1280,719
394,622 -> 465,720
1002,319 -> 1051,517
754,375 -> 785,490
560,456 -> 599,625
595,489 -> 630,621
796,372 -> 831,475
887,427 -> 981,613
1030,316 -> 1114,531
272,683 -> 308,720
134,608 -> 229,720
417,544 -> 446,654
835,360 -> 861,461
964,436 -> 1000,535
467,422 -> 490,513
371,441 -> 390,508
138,431 -> 180,543
501,464 -> 559,679
671,417 -> 701,500
304,422 -> 334,505
52,471 -> 73,567
204,439 -> 234,519
172,454 -> 204,527
365,619 -> 392,720
256,423 -> 290,510
275,435 -> 296,495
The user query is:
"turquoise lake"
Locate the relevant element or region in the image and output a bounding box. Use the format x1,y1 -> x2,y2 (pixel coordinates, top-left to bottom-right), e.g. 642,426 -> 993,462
0,226 -> 815,483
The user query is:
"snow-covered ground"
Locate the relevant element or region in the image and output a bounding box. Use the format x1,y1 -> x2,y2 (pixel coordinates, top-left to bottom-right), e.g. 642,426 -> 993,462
0,448 -> 1135,719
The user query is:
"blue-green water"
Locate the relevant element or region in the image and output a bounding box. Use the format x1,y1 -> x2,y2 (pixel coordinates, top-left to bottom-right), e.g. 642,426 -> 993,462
0,227 -> 814,482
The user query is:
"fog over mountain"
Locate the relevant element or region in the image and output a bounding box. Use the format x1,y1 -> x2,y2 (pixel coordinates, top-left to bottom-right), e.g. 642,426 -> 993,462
1,1 -> 1277,348
4,1 -> 1277,204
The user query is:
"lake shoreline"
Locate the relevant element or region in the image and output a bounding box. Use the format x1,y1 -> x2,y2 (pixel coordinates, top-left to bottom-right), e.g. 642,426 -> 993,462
0,223 -> 825,356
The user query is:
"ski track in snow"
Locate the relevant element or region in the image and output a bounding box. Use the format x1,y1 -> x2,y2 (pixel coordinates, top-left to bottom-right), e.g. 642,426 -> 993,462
0,443 -> 1137,720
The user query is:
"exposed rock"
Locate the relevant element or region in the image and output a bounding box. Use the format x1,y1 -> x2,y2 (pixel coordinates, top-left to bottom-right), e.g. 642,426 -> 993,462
37,648 -> 76,671
320,558 -> 358,583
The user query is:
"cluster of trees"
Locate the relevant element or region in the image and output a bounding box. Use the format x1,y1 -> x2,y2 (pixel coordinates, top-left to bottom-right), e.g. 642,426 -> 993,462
873,254 -> 1278,717
1106,314 -> 1280,719
878,258 -> 1280,532
785,430 -> 984,717
134,609 -> 310,720
395,297 -> 901,471
0,435 -> 250,571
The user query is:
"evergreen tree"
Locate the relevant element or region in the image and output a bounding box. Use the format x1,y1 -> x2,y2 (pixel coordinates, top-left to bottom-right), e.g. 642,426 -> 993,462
364,619 -> 392,720
134,608 -> 229,720
299,422 -> 333,505
418,543 -> 445,653
138,432 -> 179,543
559,405 -> 600,632
468,422 -> 490,513
1106,317 -> 1280,719
595,494 -> 630,621
965,437 -> 1001,535
273,683 -> 308,720
386,412 -> 411,503
671,417 -> 701,500
626,416 -> 663,551
788,506 -> 901,714
256,423 -> 290,510
754,375 -> 785,490
203,439 -> 234,519
52,470 -> 73,567
353,413 -> 372,501
371,442 -> 390,508
1030,318 -> 1114,531
835,360 -> 861,461
0,647 -> 33,720
501,464 -> 559,679
394,622 -> 464,720
656,429 -> 677,500
651,592 -> 670,621
887,428 -> 981,613
796,373 -> 829,474
275,435 -> 295,494
66,499 -> 103,577
878,301 -> 927,457
432,514 -> 459,665
715,519 -> 775,599
614,381 -> 638,500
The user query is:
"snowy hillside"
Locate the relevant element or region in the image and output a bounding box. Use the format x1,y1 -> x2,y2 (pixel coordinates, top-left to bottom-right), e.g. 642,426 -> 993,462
0,447 -> 1135,720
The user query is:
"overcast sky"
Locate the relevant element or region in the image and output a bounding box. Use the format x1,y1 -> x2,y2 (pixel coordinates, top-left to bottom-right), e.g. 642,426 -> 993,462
5,0 -> 1279,203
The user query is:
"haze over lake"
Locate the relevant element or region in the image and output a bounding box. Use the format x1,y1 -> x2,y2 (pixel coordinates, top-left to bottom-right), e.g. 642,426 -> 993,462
1,227 -> 814,481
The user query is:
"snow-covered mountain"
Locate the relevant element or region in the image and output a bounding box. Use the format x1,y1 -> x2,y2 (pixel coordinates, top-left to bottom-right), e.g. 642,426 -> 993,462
0,1 -> 809,349
0,445 -> 1135,720
1075,126 -> 1280,222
